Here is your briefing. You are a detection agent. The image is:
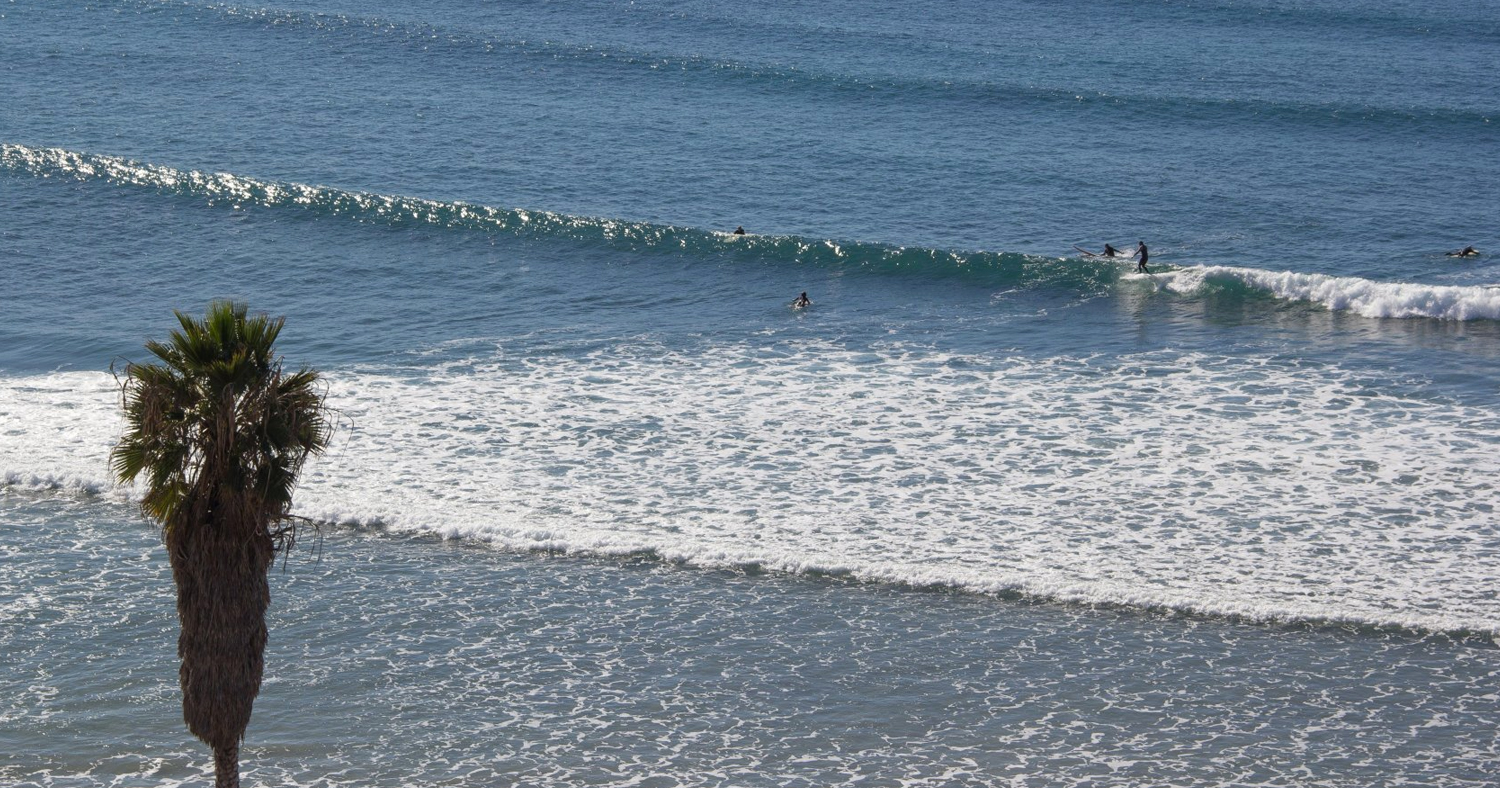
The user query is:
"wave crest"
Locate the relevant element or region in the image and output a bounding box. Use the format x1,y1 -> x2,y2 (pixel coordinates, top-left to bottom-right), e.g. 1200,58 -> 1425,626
0,143 -> 1100,284
7,143 -> 1500,322
1158,265 -> 1500,320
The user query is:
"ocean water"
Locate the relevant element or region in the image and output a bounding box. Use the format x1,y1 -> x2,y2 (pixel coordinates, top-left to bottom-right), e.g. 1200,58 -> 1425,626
2,0 -> 1499,785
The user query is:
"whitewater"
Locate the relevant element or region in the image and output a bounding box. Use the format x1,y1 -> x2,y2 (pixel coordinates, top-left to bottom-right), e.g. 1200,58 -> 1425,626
6,344 -> 1499,638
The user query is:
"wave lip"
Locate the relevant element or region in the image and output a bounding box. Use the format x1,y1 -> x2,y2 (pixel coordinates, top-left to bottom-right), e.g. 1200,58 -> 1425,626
1159,265 -> 1500,321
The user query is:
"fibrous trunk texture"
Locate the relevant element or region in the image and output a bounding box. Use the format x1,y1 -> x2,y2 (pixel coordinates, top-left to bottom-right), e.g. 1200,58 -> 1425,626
168,509 -> 272,788
213,743 -> 241,788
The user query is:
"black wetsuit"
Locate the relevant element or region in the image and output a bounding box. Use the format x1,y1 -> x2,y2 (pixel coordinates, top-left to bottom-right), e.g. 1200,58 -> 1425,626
1135,244 -> 1150,273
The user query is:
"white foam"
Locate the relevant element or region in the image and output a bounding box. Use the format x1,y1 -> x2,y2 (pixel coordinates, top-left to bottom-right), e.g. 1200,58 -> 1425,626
4,343 -> 1498,636
1157,265 -> 1500,320
0,373 -> 129,499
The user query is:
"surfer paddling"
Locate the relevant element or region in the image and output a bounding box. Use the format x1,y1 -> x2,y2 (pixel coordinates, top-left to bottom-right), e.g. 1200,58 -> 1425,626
733,226 -> 747,235
1446,245 -> 1479,258
1132,241 -> 1150,273
1072,243 -> 1122,258
792,291 -> 812,308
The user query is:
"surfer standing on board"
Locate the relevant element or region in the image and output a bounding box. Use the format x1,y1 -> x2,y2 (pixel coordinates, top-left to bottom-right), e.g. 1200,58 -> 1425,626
1132,241 -> 1151,273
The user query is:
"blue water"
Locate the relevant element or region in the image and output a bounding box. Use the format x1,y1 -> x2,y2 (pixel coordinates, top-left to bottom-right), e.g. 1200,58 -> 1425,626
3,1 -> 1499,785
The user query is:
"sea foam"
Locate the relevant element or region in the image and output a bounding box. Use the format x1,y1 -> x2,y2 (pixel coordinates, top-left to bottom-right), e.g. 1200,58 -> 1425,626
4,343 -> 1498,638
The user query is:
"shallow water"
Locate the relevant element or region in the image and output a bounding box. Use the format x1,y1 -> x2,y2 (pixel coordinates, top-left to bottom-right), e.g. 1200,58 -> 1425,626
4,495 -> 1497,787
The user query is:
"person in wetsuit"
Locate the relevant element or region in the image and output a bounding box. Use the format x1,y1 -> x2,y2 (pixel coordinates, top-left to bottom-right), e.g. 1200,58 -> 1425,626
1103,243 -> 1120,257
1133,241 -> 1150,273
793,291 -> 811,308
1446,245 -> 1479,257
733,226 -> 747,235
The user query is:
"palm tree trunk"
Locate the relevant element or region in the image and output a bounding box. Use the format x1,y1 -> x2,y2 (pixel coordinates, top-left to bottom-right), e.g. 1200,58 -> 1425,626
169,520 -> 270,786
213,743 -> 240,788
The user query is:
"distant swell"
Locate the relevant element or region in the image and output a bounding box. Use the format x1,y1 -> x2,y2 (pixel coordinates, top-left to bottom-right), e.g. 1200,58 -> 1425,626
128,1 -> 1493,130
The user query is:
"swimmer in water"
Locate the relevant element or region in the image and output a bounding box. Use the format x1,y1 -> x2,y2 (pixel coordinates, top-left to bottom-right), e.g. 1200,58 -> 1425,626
1446,245 -> 1479,258
733,226 -> 747,235
792,291 -> 811,308
1132,241 -> 1150,273
1103,243 -> 1120,257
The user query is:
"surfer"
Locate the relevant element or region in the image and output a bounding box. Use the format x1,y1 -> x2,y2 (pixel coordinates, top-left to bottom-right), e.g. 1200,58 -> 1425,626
1446,245 -> 1479,258
1071,243 -> 1122,258
792,291 -> 811,308
733,226 -> 747,235
1132,241 -> 1150,274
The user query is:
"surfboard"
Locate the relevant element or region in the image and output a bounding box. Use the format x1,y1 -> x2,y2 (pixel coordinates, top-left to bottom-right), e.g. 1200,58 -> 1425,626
1074,245 -> 1127,259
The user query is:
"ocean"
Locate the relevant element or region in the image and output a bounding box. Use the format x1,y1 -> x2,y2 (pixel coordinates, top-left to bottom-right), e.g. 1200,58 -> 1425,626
2,0 -> 1498,785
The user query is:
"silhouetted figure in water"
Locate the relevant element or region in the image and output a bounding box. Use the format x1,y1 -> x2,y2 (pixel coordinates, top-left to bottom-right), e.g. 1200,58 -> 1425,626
1447,245 -> 1479,258
792,291 -> 811,308
1132,241 -> 1151,273
733,226 -> 747,235
1072,243 -> 1122,258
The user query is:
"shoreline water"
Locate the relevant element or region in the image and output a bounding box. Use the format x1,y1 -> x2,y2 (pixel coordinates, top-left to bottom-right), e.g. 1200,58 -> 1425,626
4,493 -> 1498,787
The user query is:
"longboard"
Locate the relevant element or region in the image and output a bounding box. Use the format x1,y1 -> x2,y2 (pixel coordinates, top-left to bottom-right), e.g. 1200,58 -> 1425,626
1074,245 -> 1124,258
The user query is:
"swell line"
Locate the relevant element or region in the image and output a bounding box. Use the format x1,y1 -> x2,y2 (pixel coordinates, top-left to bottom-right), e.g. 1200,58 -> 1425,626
1147,0 -> 1500,43
120,0 -> 1496,130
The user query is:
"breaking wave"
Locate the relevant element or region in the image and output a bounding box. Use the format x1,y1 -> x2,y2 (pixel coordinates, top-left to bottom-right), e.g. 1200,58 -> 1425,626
7,143 -> 1500,322
1155,265 -> 1500,321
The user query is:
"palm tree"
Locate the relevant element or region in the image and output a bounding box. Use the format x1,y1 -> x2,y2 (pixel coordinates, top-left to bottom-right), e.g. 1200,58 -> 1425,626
111,301 -> 330,788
